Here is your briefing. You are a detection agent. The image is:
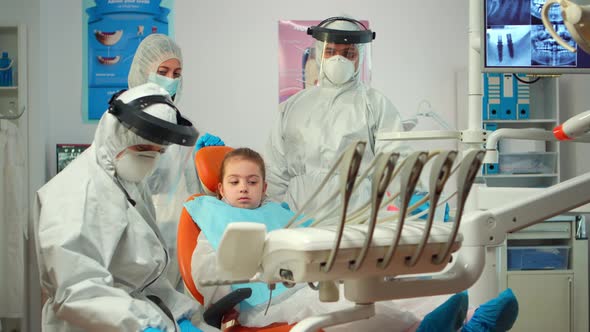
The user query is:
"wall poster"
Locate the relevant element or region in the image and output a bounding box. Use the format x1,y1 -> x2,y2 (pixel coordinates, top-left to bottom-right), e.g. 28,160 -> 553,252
83,0 -> 174,121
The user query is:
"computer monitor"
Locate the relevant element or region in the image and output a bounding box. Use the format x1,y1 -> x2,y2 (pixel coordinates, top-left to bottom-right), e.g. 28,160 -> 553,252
56,144 -> 90,173
483,0 -> 590,74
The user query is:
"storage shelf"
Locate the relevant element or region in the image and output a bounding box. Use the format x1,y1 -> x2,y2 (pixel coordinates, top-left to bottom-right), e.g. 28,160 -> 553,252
483,173 -> 559,178
483,119 -> 557,124
499,152 -> 557,156
0,25 -> 24,120
507,269 -> 573,275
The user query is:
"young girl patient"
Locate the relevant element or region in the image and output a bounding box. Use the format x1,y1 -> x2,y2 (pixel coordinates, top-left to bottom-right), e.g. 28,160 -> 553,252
187,147 -> 517,332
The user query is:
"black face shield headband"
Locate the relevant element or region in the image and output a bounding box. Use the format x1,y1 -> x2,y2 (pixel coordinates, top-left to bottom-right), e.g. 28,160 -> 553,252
307,17 -> 376,44
108,94 -> 199,147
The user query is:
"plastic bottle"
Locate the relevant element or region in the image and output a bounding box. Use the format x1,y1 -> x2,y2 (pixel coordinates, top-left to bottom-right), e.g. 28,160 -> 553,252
0,51 -> 14,87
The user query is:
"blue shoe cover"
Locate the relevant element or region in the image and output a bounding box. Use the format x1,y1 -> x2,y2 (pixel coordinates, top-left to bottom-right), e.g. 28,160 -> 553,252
417,291 -> 468,332
462,288 -> 518,332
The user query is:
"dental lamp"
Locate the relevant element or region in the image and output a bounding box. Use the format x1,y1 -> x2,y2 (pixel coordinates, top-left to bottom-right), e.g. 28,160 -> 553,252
553,109 -> 590,140
542,0 -> 590,54
540,1 -> 590,140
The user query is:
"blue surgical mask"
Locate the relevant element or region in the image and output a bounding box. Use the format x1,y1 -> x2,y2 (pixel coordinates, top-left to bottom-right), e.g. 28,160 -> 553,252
148,72 -> 180,97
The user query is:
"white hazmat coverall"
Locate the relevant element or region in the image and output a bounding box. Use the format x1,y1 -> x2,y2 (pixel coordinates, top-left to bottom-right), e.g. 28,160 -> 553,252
34,84 -> 199,331
265,73 -> 411,214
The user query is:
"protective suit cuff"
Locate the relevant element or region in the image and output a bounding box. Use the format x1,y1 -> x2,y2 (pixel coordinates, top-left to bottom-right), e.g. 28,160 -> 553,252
143,327 -> 164,332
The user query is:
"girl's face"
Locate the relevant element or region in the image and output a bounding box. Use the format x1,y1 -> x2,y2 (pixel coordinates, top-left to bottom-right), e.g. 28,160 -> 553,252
218,158 -> 267,209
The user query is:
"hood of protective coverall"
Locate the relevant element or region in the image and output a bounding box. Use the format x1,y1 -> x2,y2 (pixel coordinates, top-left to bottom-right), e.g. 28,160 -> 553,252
34,84 -> 198,332
128,33 -> 184,102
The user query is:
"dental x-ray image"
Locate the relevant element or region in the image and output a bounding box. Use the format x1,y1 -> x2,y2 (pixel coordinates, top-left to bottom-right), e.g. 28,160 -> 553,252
486,26 -> 532,66
530,0 -> 562,22
486,0 -> 531,25
483,0 -> 590,72
531,24 -> 576,66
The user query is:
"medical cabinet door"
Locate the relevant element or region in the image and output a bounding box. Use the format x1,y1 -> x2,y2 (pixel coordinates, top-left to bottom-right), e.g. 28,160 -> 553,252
507,272 -> 573,332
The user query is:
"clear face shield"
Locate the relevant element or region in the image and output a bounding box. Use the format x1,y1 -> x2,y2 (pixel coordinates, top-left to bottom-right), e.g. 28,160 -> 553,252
307,17 -> 375,87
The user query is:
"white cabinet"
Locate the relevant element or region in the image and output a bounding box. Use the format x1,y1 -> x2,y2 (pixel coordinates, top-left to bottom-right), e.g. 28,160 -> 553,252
482,75 -> 560,188
507,272 -> 573,331
0,24 -> 26,120
478,74 -> 588,331
498,217 -> 588,332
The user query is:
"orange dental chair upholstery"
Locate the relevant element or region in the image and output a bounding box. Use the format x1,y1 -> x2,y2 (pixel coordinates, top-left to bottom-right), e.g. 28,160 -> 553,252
177,146 -> 297,332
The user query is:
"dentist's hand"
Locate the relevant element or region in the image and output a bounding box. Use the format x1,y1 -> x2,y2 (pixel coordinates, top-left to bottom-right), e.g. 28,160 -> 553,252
196,133 -> 225,151
280,202 -> 291,211
178,318 -> 202,331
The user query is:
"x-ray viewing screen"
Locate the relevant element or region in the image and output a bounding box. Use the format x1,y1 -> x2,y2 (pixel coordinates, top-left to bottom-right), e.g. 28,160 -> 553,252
483,0 -> 590,73
56,144 -> 90,174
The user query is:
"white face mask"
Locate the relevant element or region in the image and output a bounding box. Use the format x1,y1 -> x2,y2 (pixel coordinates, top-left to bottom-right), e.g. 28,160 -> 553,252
114,150 -> 161,183
323,55 -> 355,85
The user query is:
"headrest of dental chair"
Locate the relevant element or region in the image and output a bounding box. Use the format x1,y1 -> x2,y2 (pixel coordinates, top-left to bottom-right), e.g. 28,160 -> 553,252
195,146 -> 234,195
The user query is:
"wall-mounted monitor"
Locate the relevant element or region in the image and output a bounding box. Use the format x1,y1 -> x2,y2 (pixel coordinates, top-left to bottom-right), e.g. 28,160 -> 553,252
483,0 -> 590,74
56,144 -> 91,174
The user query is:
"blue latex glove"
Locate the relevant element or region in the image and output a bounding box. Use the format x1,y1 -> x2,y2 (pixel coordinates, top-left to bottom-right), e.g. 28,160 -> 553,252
143,328 -> 163,332
178,318 -> 202,332
417,291 -> 468,332
280,201 -> 291,211
195,133 -> 225,151
463,288 -> 518,332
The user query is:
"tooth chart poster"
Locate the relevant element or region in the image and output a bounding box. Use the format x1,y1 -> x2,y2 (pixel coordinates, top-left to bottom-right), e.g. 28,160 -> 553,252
278,20 -> 321,103
83,0 -> 175,121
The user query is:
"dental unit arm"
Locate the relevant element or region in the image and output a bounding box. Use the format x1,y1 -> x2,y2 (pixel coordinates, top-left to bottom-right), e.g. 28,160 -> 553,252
202,139 -> 590,332
199,145 -> 490,331
483,125 -> 590,164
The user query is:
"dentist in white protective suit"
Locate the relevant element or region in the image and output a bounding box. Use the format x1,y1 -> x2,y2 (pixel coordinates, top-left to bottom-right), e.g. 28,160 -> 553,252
265,16 -> 411,213
34,83 -> 202,332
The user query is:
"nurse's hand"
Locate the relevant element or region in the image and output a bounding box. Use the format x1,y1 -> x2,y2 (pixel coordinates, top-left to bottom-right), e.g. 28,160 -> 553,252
143,328 -> 164,332
196,133 -> 225,151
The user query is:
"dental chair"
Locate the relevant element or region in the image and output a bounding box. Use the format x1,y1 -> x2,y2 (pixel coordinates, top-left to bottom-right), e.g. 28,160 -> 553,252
180,142 -> 528,332
177,146 -> 296,331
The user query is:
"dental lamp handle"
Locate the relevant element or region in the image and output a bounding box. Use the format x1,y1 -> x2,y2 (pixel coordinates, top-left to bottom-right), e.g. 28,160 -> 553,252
542,0 -> 577,52
553,110 -> 590,140
542,0 -> 590,54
